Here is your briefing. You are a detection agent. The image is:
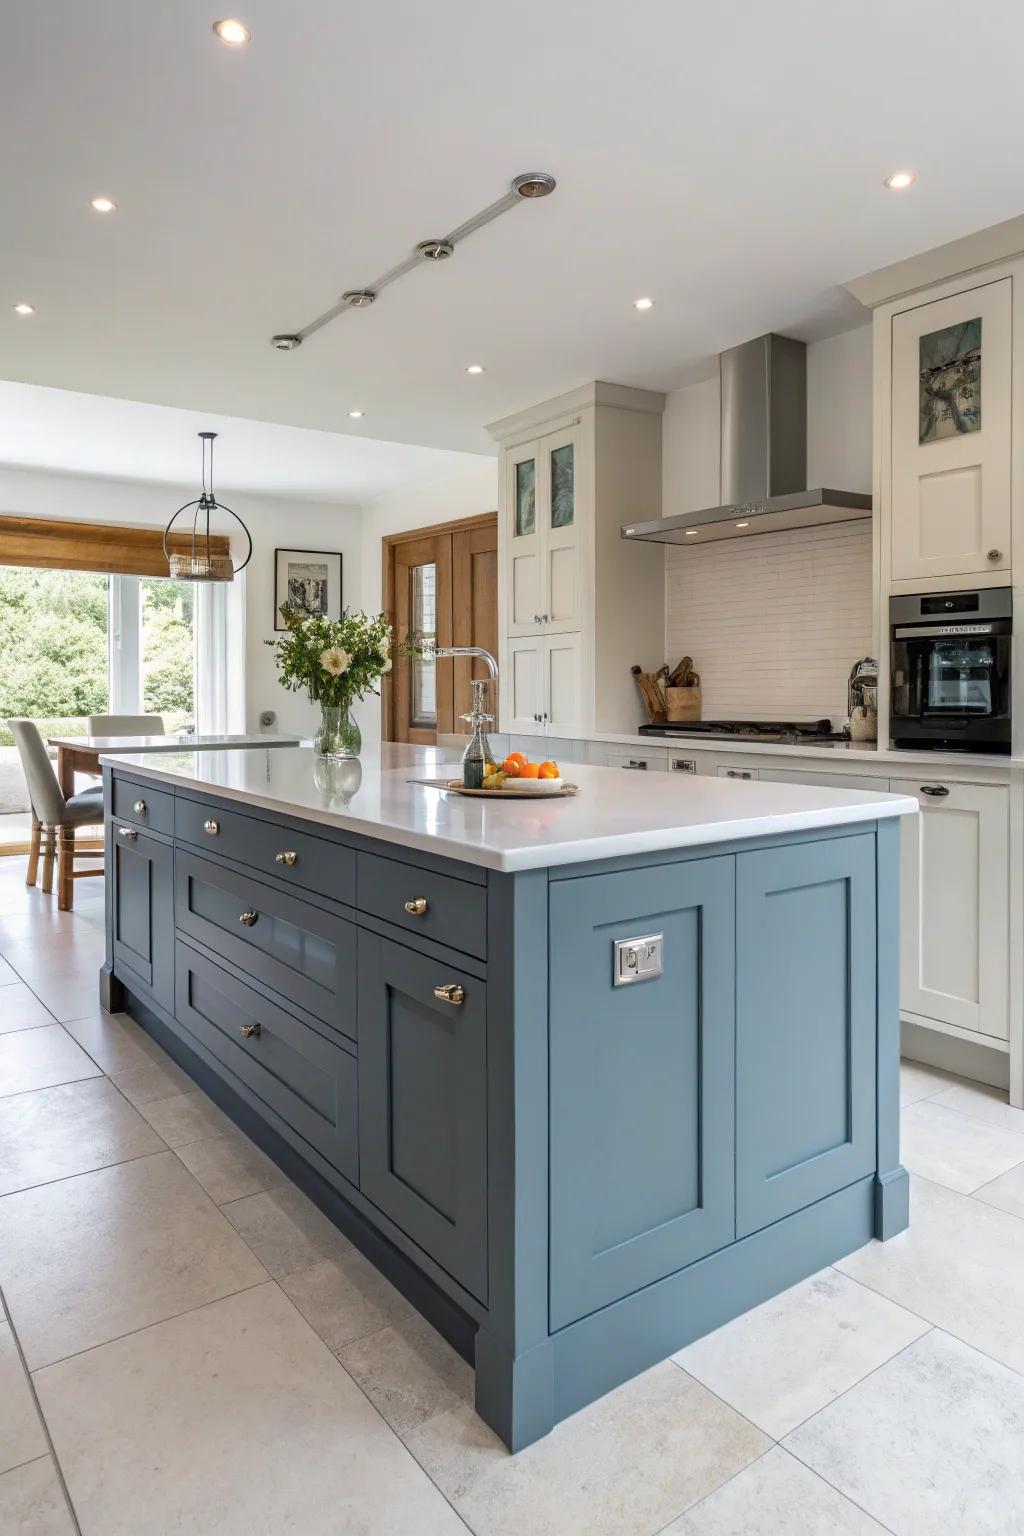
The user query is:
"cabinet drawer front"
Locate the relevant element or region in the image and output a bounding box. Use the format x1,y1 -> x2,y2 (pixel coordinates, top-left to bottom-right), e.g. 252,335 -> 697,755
175,850 -> 357,1041
111,828 -> 174,1013
175,941 -> 357,1184
175,795 -> 355,906
111,778 -> 174,835
735,833 -> 877,1237
357,931 -> 487,1303
549,855 -> 736,1329
357,851 -> 486,960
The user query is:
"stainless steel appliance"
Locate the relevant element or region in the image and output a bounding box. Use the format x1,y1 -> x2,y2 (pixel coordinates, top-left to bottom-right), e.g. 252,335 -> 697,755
889,589 -> 1012,754
638,718 -> 847,745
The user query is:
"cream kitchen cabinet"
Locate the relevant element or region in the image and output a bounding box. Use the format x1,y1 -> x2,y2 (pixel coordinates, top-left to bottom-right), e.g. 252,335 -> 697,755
506,633 -> 584,738
504,427 -> 581,638
890,277 -> 1012,584
890,776 -> 1009,1041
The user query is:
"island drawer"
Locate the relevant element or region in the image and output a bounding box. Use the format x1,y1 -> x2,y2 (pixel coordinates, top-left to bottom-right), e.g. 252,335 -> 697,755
111,778 -> 175,836
357,851 -> 487,960
175,849 -> 357,1042
175,795 -> 355,906
175,940 -> 358,1186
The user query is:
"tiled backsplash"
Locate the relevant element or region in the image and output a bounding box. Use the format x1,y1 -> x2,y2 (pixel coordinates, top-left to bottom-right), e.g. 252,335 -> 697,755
665,521 -> 873,722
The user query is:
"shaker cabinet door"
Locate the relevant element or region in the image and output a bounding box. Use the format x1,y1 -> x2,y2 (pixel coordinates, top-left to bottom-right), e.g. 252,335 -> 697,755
548,854 -> 736,1330
111,825 -> 174,1014
543,633 -> 583,738
506,635 -> 545,735
891,277 -> 1011,582
735,834 -> 877,1237
504,440 -> 543,637
357,931 -> 488,1303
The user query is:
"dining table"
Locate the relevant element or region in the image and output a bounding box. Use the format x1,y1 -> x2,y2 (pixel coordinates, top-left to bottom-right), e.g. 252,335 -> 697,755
47,732 -> 302,799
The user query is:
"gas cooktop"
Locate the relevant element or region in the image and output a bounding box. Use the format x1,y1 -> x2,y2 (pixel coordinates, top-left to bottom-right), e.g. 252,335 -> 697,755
638,718 -> 849,745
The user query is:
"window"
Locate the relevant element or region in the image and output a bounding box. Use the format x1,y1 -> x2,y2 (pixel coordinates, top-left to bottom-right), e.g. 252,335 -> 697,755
410,562 -> 437,729
141,577 -> 196,731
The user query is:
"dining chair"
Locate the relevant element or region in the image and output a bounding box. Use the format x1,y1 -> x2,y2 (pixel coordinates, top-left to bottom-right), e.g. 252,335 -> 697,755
7,720 -> 105,910
86,713 -> 165,735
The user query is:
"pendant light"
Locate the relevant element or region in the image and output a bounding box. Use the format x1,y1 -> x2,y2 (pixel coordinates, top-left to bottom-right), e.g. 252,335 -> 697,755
162,431 -> 252,581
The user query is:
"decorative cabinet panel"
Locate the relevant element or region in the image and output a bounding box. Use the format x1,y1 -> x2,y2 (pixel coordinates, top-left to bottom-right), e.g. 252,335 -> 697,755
891,277 -> 1011,582
548,855 -> 736,1329
891,777 -> 1009,1040
357,931 -> 488,1303
503,428 -> 580,638
506,635 -> 545,733
506,633 -> 583,738
110,823 -> 174,1013
735,834 -> 877,1237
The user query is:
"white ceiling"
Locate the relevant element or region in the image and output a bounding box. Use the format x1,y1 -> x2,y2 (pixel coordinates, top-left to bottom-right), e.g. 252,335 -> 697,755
4,0 -> 1024,457
0,381 -> 491,503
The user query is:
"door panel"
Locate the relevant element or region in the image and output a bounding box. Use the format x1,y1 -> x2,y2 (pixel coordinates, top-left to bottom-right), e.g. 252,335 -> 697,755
549,855 -> 736,1329
891,778 -> 1009,1038
891,279 -> 1011,581
735,834 -> 877,1236
541,430 -> 581,632
544,633 -> 582,736
111,828 -> 174,1013
507,636 -> 544,735
391,533 -> 452,745
451,521 -> 498,733
357,931 -> 488,1302
506,442 -> 543,636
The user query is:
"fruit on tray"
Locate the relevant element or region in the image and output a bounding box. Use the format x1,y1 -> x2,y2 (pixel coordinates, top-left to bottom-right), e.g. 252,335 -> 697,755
490,752 -> 561,787
538,760 -> 559,778
482,770 -> 510,789
519,762 -> 541,779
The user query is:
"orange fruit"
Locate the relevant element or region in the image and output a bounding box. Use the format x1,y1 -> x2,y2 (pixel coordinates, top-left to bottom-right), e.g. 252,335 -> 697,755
507,751 -> 528,767
538,760 -> 559,778
519,762 -> 541,779
501,755 -> 523,777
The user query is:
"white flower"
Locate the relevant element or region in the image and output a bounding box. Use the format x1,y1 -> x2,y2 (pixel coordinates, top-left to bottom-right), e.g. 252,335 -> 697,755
320,647 -> 350,676
381,657 -> 393,673
380,636 -> 391,659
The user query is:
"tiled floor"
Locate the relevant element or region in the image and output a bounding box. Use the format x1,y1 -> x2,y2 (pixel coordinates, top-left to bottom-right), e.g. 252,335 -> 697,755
2,859 -> 1024,1534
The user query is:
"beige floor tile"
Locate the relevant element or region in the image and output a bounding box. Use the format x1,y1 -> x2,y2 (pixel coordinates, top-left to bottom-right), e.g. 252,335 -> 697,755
0,1075 -> 164,1196
0,1456 -> 76,1536
666,1445 -> 889,1534
0,1024 -> 100,1099
900,1058 -> 957,1107
0,1321 -> 48,1475
674,1267 -> 929,1438
25,976 -> 106,1024
0,1149 -> 268,1368
35,1282 -> 465,1536
223,1182 -> 352,1277
107,1052 -> 195,1106
282,1248 -> 415,1353
0,982 -> 53,1033
138,1088 -> 234,1148
175,1127 -> 289,1204
836,1173 -> 1024,1375
338,1311 -> 474,1436
785,1329 -> 1024,1535
407,1361 -> 769,1536
900,1100 -> 1024,1194
929,1080 -> 1024,1137
62,1009 -> 165,1074
0,956 -> 19,986
973,1160 -> 1024,1222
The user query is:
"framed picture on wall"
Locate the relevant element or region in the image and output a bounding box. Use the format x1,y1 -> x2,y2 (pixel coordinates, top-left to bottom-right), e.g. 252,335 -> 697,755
274,548 -> 343,630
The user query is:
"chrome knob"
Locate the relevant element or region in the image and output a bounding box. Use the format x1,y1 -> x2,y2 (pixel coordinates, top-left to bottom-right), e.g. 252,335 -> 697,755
239,908 -> 258,926
118,826 -> 138,841
133,799 -> 146,815
988,548 -> 1003,562
239,1022 -> 261,1039
275,850 -> 297,867
920,784 -> 950,798
203,818 -> 219,835
433,983 -> 465,1006
404,897 -> 428,916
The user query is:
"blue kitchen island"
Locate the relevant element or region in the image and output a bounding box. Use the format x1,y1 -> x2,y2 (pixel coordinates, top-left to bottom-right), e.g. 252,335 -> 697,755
100,743 -> 916,1451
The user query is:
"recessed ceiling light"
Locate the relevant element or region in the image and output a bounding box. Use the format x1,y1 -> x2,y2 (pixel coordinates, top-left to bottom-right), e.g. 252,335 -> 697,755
684,528 -> 698,536
634,297 -> 654,311
90,196 -> 116,213
13,302 -> 35,316
735,520 -> 750,528
884,170 -> 916,190
347,409 -> 364,419
213,18 -> 250,44
466,364 -> 485,375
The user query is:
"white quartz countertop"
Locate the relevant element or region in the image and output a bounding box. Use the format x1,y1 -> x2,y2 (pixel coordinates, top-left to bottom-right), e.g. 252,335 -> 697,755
103,743 -> 918,873
586,729 -> 1019,770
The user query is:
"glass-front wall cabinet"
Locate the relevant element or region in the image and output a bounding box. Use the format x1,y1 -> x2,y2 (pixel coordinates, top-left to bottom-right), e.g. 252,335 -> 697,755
505,426 -> 580,638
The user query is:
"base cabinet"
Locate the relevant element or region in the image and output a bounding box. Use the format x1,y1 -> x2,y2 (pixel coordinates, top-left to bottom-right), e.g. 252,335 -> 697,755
357,931 -> 489,1303
110,825 -> 174,1014
505,633 -> 583,738
892,777 -> 1010,1039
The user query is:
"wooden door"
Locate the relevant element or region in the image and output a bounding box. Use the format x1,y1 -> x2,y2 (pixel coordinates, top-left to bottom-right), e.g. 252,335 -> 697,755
548,854 -> 736,1329
384,514 -> 496,744
735,834 -> 877,1237
357,929 -> 488,1302
891,278 -> 1011,582
891,777 -> 1009,1039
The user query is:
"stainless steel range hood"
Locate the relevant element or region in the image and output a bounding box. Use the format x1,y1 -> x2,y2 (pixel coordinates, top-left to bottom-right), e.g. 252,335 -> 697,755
622,333 -> 871,546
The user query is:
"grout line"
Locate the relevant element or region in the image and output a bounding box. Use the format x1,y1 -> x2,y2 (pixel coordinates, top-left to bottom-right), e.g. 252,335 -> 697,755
0,1279 -> 83,1536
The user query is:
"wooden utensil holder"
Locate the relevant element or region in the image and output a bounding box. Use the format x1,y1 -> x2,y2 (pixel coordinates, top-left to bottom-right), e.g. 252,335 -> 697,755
665,685 -> 701,722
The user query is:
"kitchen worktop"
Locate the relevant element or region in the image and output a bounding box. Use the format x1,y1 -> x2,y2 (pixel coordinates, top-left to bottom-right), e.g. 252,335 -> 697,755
587,729 -> 1020,770
104,742 -> 916,872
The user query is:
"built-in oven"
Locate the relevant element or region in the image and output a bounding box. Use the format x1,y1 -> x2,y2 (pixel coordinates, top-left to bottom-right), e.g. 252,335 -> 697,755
889,589 -> 1012,754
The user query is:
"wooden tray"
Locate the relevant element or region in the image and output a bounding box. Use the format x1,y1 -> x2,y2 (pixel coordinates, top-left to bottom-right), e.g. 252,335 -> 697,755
444,779 -> 579,800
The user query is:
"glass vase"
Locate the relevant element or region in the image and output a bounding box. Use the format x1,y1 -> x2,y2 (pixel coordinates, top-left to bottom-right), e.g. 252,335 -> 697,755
313,703 -> 361,761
